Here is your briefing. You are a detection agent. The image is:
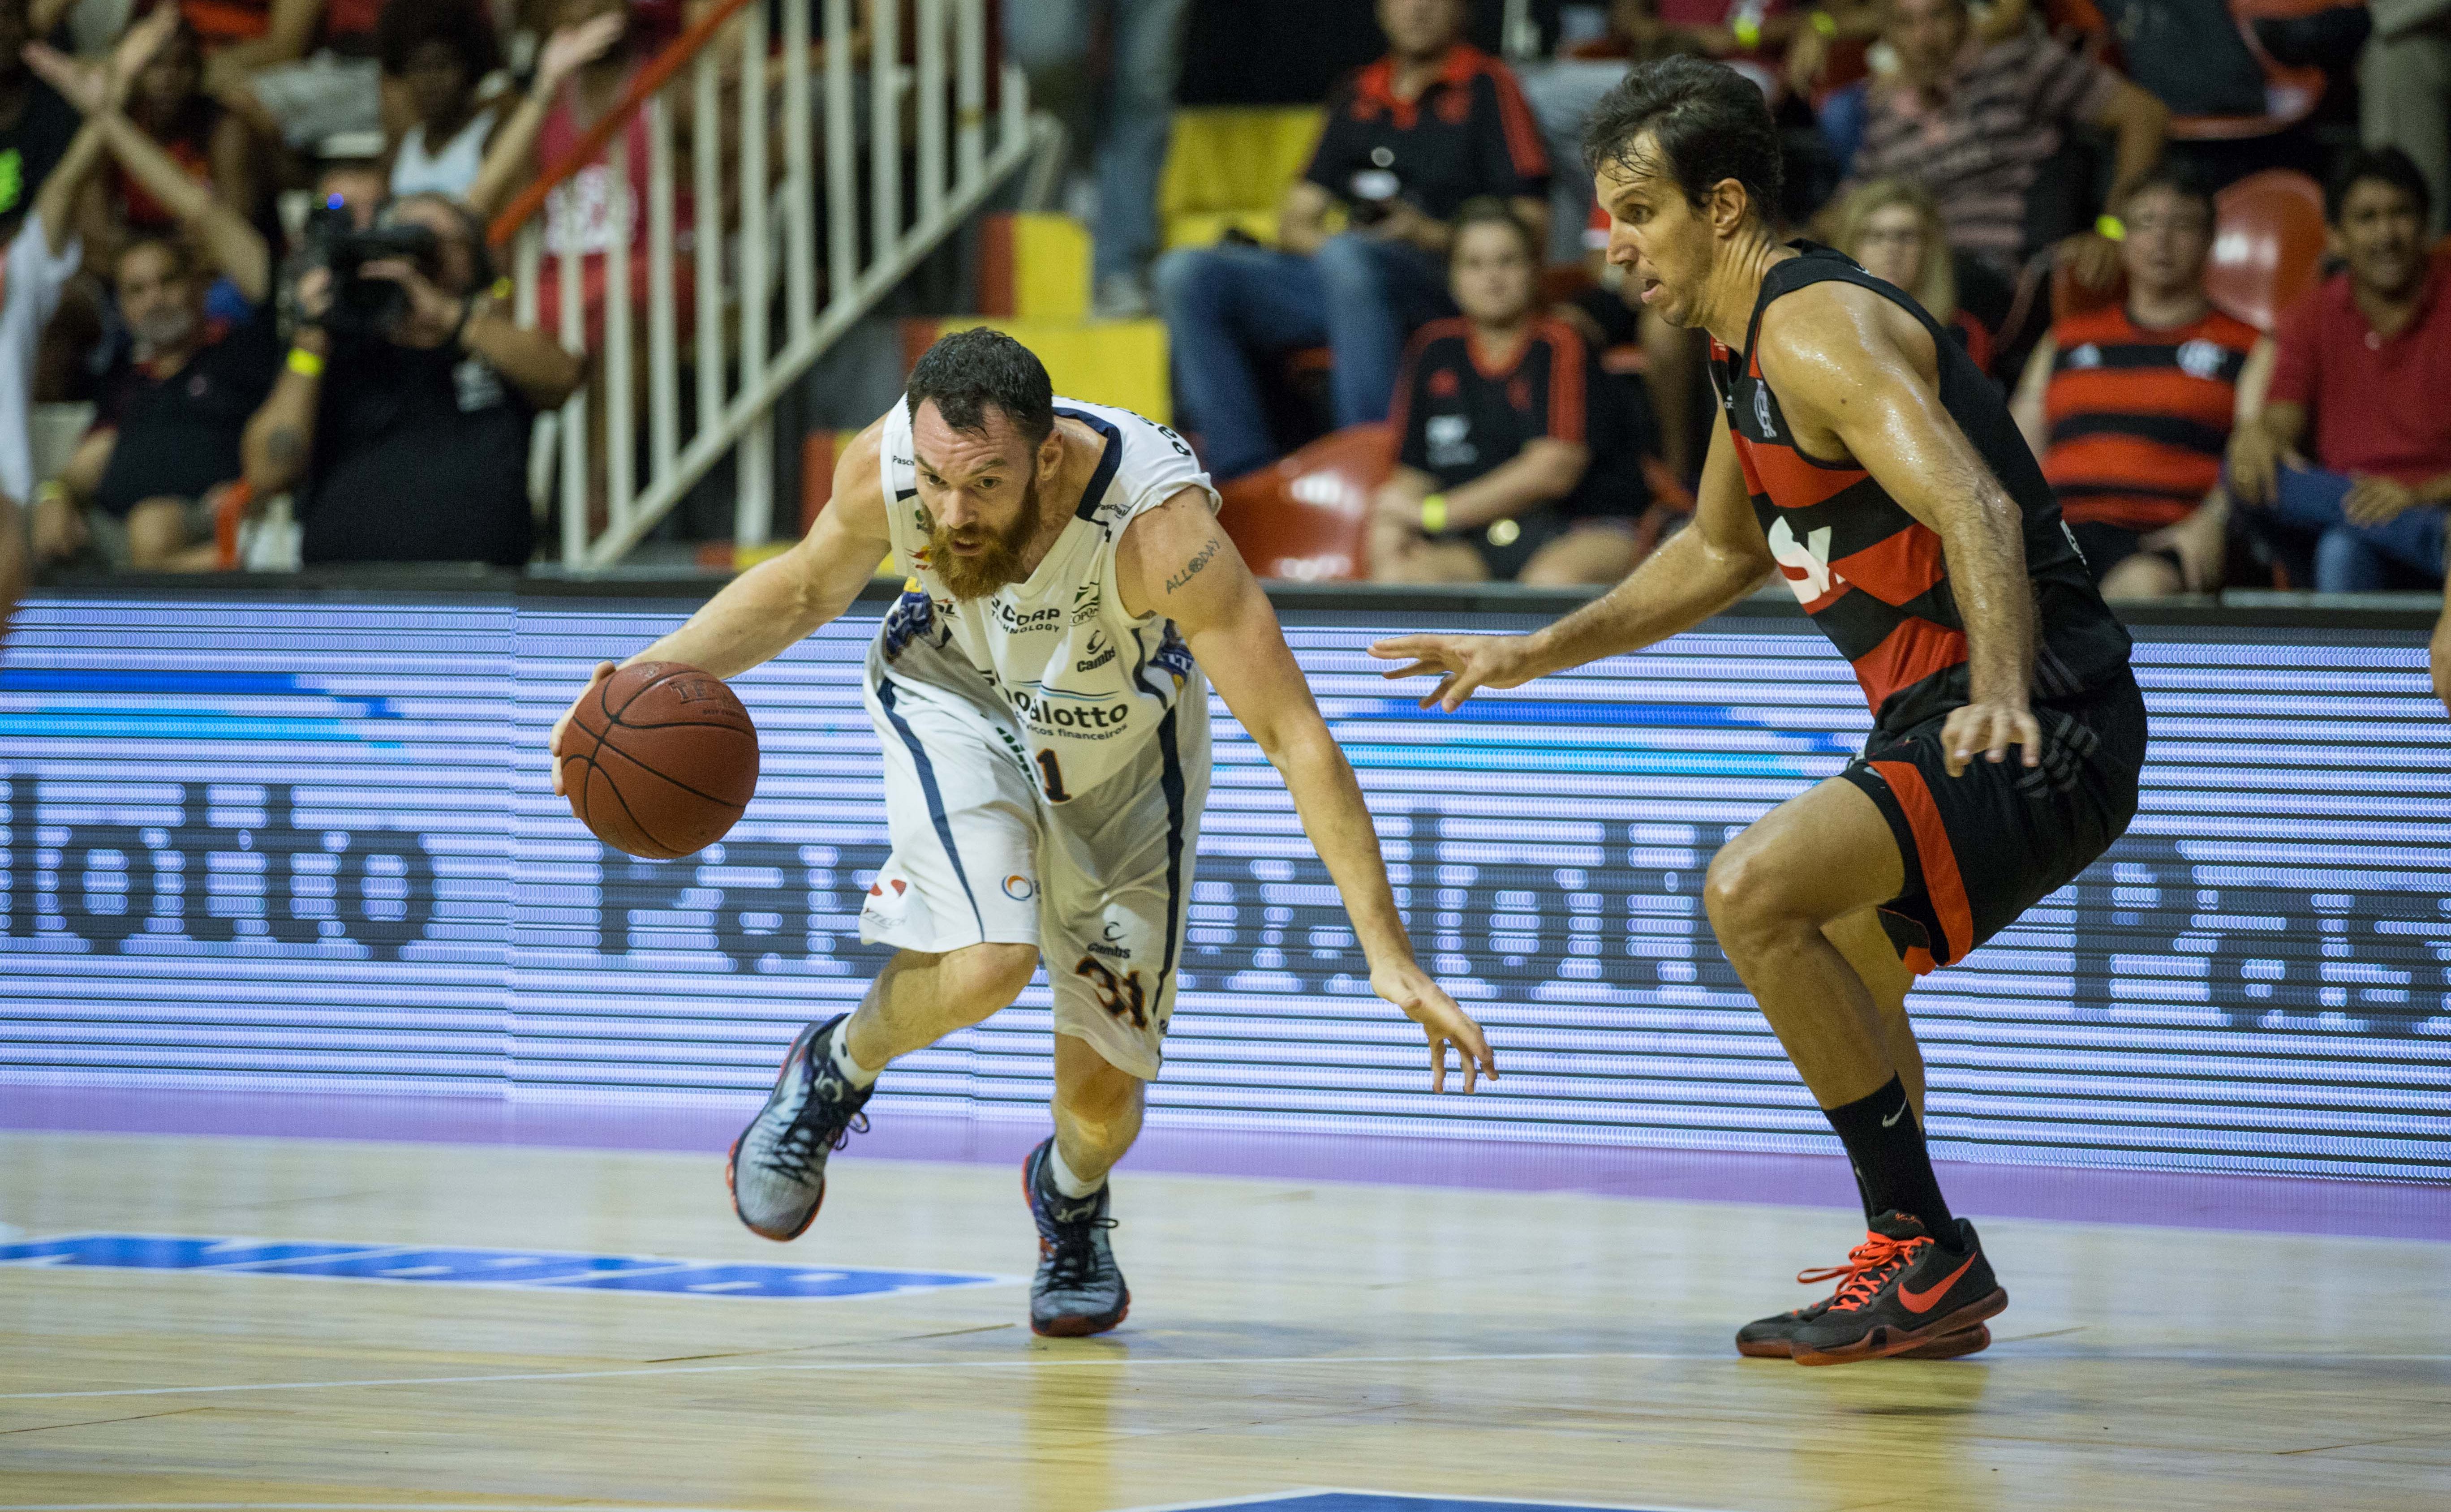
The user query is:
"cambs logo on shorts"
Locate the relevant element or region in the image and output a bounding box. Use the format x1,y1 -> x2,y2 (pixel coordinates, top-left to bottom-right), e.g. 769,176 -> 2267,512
1002,875 -> 1036,901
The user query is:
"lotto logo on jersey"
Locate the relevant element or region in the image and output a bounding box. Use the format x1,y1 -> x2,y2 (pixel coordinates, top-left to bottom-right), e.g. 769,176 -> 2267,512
1006,687 -> 1132,733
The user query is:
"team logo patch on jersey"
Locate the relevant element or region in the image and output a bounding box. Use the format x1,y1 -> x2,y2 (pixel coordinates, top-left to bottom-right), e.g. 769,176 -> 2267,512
1002,875 -> 1036,901
2176,338 -> 2224,379
1426,413 -> 1476,469
880,589 -> 941,660
1071,581 -> 1101,624
1152,628 -> 1196,685
860,874 -> 914,927
2069,343 -> 2102,368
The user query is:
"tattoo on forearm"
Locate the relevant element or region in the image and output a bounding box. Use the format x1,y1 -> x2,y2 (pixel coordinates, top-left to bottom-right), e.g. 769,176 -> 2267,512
1165,537 -> 1220,594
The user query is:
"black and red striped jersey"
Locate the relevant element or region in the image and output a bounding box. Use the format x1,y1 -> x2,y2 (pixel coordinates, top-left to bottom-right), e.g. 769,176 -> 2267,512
1708,245 -> 2132,732
2042,303 -> 2260,532
1391,316 -> 1647,519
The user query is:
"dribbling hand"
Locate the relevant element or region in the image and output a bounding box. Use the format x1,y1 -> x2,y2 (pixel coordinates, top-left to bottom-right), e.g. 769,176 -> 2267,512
1941,700 -> 2041,778
549,662 -> 617,796
1371,960 -> 1497,1093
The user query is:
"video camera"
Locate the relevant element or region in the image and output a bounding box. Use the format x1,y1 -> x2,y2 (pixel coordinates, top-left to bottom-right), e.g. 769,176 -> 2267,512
300,203 -> 443,337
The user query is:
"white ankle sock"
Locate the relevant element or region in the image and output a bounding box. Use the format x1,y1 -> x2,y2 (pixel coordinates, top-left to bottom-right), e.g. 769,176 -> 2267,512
1047,1143 -> 1103,1198
828,1032 -> 877,1088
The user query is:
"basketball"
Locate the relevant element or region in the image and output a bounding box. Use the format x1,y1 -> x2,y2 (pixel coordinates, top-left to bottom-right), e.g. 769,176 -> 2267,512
561,661 -> 759,859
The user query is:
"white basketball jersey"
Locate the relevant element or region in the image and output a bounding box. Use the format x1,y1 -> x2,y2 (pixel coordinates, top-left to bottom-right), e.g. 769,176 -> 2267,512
874,396 -> 1217,800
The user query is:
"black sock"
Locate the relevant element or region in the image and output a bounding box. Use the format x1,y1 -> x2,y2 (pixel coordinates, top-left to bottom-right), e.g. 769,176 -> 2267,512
1822,1074 -> 1956,1244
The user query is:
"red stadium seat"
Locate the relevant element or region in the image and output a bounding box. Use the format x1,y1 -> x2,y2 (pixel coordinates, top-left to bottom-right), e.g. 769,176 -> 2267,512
2040,169 -> 2326,338
2204,168 -> 2329,331
1216,423 -> 1393,582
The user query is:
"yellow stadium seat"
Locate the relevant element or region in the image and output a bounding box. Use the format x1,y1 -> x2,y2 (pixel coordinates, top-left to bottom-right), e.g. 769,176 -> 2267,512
1160,107 -> 1326,251
900,317 -> 1171,423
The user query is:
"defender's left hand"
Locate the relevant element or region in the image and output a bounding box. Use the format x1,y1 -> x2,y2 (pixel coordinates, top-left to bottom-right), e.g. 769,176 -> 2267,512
1371,961 -> 1497,1093
1942,700 -> 2041,777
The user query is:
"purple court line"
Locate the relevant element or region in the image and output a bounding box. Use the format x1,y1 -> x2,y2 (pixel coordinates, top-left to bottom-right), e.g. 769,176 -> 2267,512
3,1082 -> 2445,1243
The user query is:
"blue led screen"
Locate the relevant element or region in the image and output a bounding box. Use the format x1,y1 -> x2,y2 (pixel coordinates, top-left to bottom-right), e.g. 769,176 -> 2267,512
1,596 -> 2444,1181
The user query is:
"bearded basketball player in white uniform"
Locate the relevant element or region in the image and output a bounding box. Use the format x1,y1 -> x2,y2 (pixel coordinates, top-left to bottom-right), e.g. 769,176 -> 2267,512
550,329 -> 1496,1336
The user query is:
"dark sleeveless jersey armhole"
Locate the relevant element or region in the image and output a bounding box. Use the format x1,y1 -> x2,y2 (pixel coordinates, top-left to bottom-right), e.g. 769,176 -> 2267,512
1712,242 -> 2134,731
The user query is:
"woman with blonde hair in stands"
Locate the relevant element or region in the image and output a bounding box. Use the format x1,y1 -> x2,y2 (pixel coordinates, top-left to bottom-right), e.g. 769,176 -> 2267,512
1829,177 -> 1995,375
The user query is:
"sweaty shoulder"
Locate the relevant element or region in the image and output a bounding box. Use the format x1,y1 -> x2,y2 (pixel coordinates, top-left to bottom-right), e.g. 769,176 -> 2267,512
1755,278 -> 1940,402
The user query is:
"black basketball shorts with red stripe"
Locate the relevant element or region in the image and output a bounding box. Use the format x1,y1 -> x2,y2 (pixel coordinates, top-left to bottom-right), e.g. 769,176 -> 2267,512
1837,673 -> 2147,975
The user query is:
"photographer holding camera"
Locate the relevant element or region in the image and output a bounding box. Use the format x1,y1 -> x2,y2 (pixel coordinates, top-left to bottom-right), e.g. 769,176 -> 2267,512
242,192 -> 584,567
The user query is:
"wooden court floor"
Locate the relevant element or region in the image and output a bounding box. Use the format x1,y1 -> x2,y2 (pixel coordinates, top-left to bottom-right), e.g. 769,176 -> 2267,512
0,1131 -> 2445,1512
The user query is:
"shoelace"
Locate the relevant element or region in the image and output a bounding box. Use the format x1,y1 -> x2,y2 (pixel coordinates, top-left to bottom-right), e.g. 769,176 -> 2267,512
1039,1211 -> 1120,1290
1796,1232 -> 1929,1313
757,1059 -> 869,1181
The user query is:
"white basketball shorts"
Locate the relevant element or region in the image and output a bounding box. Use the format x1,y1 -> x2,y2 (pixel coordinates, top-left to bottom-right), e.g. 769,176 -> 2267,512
856,654 -> 1210,1081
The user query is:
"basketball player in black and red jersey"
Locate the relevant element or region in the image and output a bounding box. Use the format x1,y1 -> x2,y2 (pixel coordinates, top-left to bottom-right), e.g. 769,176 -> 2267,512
1374,57 -> 2147,1366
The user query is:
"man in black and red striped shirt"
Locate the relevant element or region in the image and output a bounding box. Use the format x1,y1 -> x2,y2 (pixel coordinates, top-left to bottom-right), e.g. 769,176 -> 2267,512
1377,59 -> 2145,1368
1155,0 -> 1550,482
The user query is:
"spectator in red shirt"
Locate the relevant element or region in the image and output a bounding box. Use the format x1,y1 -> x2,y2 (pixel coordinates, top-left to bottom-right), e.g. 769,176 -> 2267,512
2228,148 -> 2451,592
1155,0 -> 1550,482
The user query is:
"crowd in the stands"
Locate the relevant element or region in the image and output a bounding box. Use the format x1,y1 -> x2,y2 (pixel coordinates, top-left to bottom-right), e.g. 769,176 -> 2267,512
5,0 -> 2447,605
1,0 -> 648,578
1119,0 -> 2449,597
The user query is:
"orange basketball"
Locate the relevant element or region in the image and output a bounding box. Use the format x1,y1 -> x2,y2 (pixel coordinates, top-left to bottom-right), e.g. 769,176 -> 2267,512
562,661 -> 759,859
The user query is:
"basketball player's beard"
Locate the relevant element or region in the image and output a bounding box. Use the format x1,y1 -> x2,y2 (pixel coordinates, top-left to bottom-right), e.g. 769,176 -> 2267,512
929,475 -> 1045,600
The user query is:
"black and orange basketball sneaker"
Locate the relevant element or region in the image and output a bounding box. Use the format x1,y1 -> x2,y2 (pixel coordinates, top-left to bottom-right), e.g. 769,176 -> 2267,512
1787,1211 -> 2008,1366
1736,1232 -> 1992,1362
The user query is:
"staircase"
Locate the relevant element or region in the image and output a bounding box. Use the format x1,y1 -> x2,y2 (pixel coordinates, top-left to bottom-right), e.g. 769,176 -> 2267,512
488,0 -> 1042,570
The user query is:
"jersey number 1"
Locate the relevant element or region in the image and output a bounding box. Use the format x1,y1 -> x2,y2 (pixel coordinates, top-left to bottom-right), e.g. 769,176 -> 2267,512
1035,749 -> 1071,803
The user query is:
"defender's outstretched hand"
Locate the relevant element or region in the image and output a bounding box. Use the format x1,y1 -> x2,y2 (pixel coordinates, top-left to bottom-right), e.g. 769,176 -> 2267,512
549,662 -> 618,795
1371,960 -> 1497,1093
1369,632 -> 1544,712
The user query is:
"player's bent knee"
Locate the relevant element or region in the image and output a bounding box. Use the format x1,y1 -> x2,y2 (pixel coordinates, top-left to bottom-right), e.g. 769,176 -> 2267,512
946,941 -> 1041,1014
1702,842 -> 1811,946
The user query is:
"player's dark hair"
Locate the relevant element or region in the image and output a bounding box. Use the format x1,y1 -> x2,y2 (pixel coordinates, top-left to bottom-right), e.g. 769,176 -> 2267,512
1447,197 -> 1539,266
907,327 -> 1056,451
1582,56 -> 1782,223
378,0 -> 504,82
2325,145 -> 2430,226
2125,156 -> 2214,220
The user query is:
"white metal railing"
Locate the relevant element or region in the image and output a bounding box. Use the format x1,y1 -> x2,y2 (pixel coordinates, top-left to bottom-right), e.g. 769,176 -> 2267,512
491,0 -> 1035,569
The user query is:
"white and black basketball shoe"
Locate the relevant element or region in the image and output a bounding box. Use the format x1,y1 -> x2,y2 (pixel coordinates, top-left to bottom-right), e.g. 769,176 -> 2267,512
1022,1137 -> 1129,1337
727,1015 -> 873,1240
